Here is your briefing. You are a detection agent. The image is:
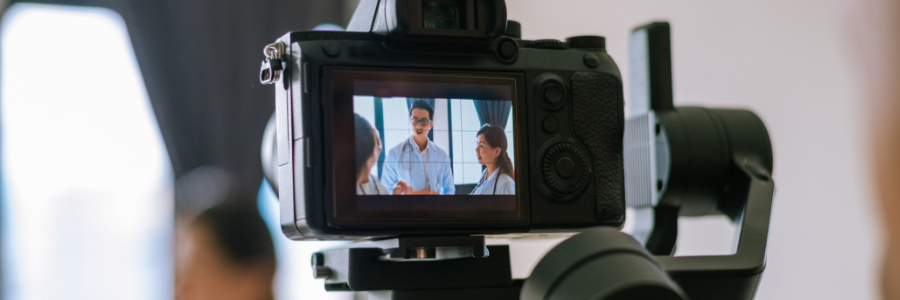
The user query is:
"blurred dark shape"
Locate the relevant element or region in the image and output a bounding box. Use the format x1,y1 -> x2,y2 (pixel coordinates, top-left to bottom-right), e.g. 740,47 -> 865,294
9,0 -> 346,207
173,166 -> 276,299
175,166 -> 239,214
195,204 -> 276,272
177,203 -> 277,300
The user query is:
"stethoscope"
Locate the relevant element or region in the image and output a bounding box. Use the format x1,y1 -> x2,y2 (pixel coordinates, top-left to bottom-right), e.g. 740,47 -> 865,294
358,175 -> 381,195
399,140 -> 432,183
472,168 -> 501,195
399,142 -> 417,172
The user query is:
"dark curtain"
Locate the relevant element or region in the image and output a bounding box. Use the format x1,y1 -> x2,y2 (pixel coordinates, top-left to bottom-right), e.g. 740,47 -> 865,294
374,97 -> 386,177
7,0 -> 347,206
474,100 -> 512,128
406,98 -> 435,140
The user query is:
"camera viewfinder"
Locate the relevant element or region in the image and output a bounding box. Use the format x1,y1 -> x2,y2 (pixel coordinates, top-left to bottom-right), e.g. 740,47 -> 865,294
423,0 -> 468,30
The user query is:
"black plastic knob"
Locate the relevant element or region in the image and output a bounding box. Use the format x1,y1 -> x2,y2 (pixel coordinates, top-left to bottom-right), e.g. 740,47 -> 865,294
542,143 -> 590,195
505,20 -> 522,38
500,42 -> 516,57
566,35 -> 606,50
495,37 -> 519,63
525,39 -> 567,50
542,117 -> 559,133
544,84 -> 564,104
556,157 -> 576,179
540,81 -> 567,111
584,53 -> 600,68
322,42 -> 341,57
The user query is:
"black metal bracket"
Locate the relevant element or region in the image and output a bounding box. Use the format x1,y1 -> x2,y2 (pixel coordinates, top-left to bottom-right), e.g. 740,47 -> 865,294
658,154 -> 774,300
312,236 -> 520,299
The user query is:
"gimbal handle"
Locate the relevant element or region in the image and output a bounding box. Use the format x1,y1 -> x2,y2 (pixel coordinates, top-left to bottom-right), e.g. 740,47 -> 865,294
522,152 -> 774,300
657,153 -> 774,300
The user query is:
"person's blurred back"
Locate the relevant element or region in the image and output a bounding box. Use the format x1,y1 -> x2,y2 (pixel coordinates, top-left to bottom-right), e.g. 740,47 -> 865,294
176,203 -> 276,300
845,0 -> 900,299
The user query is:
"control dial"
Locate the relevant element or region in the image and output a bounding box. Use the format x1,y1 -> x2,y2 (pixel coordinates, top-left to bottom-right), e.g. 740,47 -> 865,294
542,143 -> 590,195
525,39 -> 568,50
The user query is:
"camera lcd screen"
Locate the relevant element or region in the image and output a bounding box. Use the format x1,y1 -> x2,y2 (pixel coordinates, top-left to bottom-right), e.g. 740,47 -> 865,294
331,70 -> 521,221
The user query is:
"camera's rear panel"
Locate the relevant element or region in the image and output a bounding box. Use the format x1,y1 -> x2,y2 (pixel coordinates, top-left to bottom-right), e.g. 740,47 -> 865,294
526,68 -> 625,230
274,31 -> 624,239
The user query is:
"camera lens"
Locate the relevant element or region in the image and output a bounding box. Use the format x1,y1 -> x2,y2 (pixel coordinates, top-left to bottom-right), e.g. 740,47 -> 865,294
423,0 -> 466,30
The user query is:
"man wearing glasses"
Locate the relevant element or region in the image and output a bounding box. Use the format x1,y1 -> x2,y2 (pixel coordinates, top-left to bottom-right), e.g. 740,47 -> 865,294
382,100 -> 455,195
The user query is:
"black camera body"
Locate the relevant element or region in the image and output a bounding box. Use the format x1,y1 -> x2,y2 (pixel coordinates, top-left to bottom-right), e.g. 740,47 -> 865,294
261,0 -> 625,240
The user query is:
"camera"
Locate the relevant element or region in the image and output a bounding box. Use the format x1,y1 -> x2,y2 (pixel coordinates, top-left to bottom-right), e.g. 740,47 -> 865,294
258,3 -> 775,298
260,0 -> 625,240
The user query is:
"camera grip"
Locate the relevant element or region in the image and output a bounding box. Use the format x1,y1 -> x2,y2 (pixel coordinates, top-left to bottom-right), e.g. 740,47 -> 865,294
571,72 -> 626,223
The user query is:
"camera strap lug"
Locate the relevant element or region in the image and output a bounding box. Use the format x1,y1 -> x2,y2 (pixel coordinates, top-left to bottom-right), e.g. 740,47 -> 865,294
259,42 -> 285,85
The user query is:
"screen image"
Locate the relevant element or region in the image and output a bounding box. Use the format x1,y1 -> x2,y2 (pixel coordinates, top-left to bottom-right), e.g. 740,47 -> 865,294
354,97 -> 515,195
333,70 -> 520,215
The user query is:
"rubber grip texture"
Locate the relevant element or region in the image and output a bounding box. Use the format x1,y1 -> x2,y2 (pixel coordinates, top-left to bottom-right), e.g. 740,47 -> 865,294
571,72 -> 625,223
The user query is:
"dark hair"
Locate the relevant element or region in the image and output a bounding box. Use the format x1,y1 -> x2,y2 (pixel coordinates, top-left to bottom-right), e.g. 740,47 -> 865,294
477,124 -> 514,178
193,204 -> 276,270
355,114 -> 377,179
409,100 -> 434,120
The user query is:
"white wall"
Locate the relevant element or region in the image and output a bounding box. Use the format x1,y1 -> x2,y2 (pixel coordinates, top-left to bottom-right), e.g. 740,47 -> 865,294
503,1 -> 881,299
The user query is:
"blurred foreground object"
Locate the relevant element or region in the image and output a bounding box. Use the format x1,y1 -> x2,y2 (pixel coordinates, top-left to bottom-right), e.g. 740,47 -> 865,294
174,167 -> 276,300
844,0 -> 900,299
176,204 -> 276,300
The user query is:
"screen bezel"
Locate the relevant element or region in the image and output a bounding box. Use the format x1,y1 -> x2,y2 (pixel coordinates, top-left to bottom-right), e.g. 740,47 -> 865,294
326,68 -> 527,225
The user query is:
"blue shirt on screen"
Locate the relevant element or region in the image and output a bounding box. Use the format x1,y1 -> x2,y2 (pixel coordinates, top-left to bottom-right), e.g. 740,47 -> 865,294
381,137 -> 455,195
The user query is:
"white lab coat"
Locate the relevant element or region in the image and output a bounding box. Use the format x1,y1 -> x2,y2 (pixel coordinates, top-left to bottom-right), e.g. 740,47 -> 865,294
381,137 -> 455,195
470,168 -> 515,195
357,175 -> 389,195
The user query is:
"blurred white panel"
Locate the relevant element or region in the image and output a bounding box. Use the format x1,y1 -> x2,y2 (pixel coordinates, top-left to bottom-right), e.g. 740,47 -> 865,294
432,99 -> 451,157
1,3 -> 173,300
675,215 -> 737,256
504,108 -> 514,163
353,96 -> 377,125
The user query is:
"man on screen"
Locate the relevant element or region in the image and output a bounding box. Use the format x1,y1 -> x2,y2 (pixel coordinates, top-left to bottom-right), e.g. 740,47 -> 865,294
381,100 -> 455,195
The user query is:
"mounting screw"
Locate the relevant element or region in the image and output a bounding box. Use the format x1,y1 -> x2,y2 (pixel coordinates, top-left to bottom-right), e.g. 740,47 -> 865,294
310,252 -> 331,279
312,266 -> 331,279
311,252 -> 324,267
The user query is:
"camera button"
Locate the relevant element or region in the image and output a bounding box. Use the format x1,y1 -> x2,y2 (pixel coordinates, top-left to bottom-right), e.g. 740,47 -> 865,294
500,42 -> 516,57
544,84 -> 564,104
541,143 -> 590,196
556,157 -> 575,179
322,42 -> 341,57
495,37 -> 519,63
525,39 -> 567,50
566,35 -> 606,50
505,20 -> 522,38
542,117 -> 558,133
583,53 -> 600,68
539,81 -> 567,110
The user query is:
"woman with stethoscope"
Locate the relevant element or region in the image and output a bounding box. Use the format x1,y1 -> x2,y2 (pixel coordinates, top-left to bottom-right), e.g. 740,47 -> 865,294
355,114 -> 410,195
470,124 -> 515,195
